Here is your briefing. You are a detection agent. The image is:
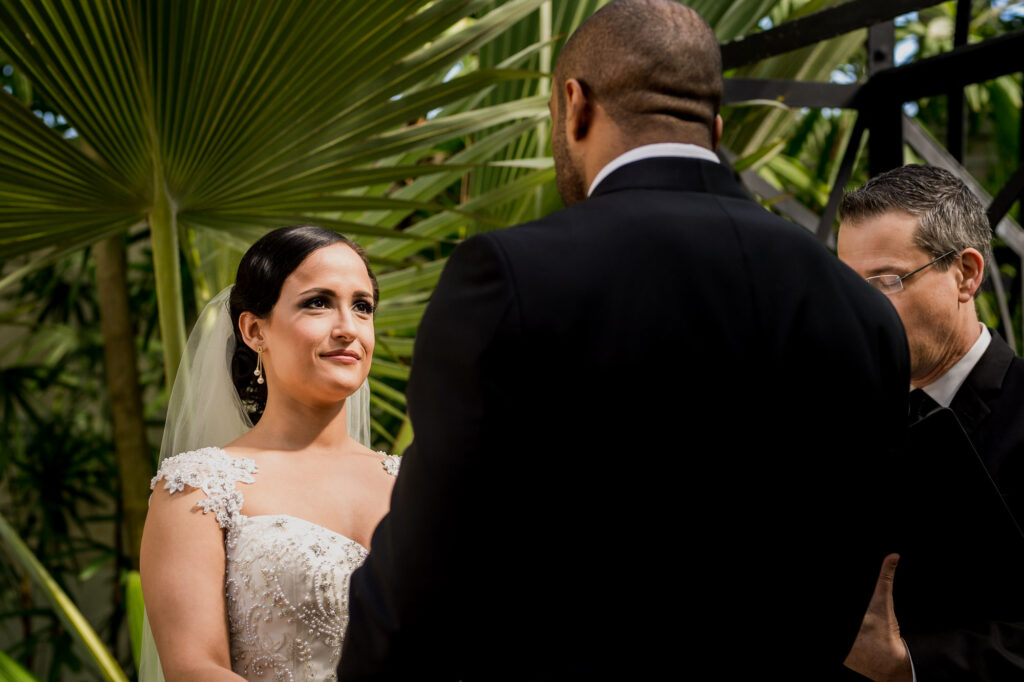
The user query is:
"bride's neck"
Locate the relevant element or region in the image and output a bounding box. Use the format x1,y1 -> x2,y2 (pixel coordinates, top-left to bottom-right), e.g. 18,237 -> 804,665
245,393 -> 354,455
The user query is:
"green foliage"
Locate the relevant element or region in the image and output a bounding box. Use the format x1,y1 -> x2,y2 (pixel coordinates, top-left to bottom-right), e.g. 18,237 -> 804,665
0,512 -> 126,682
0,242 -> 162,679
0,0 -> 553,394
123,572 -> 143,673
0,649 -> 39,682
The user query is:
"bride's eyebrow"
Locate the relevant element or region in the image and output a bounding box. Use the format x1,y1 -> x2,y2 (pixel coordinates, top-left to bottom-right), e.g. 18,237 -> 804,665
297,287 -> 336,297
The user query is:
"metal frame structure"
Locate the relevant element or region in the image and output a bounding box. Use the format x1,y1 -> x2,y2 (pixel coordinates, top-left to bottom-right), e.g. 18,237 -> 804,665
718,0 -> 1024,348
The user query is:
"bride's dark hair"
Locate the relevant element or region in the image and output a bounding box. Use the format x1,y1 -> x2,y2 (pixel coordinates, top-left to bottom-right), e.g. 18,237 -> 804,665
228,225 -> 378,424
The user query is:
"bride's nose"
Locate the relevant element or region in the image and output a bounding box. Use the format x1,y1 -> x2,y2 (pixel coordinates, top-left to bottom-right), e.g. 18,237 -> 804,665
332,308 -> 358,341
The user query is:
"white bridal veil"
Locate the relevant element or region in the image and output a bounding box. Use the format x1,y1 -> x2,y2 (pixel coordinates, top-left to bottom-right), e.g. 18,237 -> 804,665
138,287 -> 372,681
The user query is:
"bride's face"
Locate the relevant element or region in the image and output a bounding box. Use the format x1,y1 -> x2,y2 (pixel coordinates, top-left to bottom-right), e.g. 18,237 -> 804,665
258,243 -> 376,408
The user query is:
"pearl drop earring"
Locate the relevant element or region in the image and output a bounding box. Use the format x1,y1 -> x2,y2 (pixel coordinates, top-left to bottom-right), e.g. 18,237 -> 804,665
254,346 -> 265,385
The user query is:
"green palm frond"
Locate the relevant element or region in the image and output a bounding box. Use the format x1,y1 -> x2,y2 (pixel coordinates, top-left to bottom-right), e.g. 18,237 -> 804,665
0,650 -> 38,682
0,0 -> 549,385
0,511 -> 127,682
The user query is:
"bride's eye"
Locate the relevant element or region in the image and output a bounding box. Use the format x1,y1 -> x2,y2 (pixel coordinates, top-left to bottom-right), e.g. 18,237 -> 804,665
303,296 -> 330,309
353,299 -> 375,316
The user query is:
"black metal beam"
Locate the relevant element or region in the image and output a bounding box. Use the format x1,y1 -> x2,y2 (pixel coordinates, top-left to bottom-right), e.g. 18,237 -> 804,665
867,28 -> 1024,103
954,0 -> 972,46
947,0 -> 972,161
866,22 -> 903,175
722,34 -> 1024,113
723,79 -> 860,108
988,165 -> 1024,229
818,117 -> 867,245
867,20 -> 895,78
720,0 -> 942,70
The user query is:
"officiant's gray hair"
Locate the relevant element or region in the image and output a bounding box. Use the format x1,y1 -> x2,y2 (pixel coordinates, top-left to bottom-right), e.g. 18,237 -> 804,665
840,164 -> 992,282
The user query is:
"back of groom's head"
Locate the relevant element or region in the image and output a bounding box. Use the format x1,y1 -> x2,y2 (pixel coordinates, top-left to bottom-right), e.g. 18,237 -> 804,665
554,0 -> 722,147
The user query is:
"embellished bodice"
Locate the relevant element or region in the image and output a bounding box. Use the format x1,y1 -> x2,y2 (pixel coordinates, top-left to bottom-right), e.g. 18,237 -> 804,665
151,447 -> 400,682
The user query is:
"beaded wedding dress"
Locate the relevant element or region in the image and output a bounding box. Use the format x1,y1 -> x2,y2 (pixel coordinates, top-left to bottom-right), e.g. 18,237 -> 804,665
150,446 -> 400,681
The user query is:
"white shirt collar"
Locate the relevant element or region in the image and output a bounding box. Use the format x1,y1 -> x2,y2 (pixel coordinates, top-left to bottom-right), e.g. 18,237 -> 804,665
921,324 -> 991,407
587,143 -> 719,197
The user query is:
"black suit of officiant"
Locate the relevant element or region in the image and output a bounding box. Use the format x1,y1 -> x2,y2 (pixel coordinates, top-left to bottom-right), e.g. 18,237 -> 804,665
951,330 -> 1024,523
339,157 -> 910,680
904,330 -> 1024,681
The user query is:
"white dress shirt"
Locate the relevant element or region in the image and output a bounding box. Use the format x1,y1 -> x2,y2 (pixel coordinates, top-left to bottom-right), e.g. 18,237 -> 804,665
587,142 -> 720,197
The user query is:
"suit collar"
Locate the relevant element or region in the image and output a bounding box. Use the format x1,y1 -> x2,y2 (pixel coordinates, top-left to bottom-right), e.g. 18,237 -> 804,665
587,143 -> 720,196
589,156 -> 750,201
949,328 -> 1016,433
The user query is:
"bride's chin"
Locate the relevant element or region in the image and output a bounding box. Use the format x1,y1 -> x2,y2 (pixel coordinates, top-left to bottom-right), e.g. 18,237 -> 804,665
323,379 -> 368,403
278,379 -> 364,411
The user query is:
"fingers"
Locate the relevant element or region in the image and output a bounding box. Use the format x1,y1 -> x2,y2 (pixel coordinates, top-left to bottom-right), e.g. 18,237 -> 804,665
864,553 -> 899,620
877,553 -> 899,591
876,553 -> 900,634
843,553 -> 907,680
872,553 -> 899,600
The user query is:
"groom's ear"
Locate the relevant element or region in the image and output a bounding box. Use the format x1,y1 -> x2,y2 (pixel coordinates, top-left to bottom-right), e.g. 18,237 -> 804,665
238,311 -> 266,351
564,78 -> 592,143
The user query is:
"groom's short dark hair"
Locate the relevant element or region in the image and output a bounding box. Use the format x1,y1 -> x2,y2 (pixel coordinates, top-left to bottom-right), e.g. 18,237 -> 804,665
553,0 -> 722,145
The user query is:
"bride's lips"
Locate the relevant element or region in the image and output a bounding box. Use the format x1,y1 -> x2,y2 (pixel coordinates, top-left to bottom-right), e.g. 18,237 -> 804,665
321,349 -> 361,364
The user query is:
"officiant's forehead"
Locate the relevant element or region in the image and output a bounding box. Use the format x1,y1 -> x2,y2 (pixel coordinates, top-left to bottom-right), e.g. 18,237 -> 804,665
837,210 -> 924,275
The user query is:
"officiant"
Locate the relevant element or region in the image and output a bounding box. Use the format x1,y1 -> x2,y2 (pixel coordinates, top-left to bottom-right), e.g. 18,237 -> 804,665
838,164 -> 1024,680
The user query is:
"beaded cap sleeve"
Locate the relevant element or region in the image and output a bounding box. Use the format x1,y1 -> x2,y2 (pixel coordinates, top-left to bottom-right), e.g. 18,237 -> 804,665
150,447 -> 257,530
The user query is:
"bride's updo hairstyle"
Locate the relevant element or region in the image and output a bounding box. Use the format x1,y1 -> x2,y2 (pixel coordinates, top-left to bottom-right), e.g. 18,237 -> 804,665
229,225 -> 378,423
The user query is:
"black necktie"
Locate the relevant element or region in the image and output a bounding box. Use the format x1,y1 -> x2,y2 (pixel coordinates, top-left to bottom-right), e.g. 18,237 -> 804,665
908,388 -> 940,424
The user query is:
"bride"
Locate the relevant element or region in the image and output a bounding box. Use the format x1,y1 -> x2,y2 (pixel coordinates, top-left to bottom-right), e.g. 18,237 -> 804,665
139,225 -> 399,681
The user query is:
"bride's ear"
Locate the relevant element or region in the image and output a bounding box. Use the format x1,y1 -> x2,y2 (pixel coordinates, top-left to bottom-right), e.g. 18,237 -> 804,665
238,311 -> 266,351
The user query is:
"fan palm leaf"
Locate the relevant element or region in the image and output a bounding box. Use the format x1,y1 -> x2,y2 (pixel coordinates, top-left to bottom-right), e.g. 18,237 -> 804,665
0,0 -> 549,385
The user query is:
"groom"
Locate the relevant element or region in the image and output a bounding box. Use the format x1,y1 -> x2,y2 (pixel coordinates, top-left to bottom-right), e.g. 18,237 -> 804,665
340,1 -> 909,678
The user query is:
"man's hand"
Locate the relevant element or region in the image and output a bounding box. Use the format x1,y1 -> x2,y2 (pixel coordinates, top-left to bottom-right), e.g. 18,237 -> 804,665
843,553 -> 913,682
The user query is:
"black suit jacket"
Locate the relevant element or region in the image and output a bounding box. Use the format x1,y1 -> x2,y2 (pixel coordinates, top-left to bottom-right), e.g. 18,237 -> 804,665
339,157 -> 910,680
904,330 -> 1024,680
951,331 -> 1024,524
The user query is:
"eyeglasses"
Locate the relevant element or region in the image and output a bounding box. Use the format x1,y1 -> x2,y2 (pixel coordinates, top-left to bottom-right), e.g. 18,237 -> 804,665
865,250 -> 958,294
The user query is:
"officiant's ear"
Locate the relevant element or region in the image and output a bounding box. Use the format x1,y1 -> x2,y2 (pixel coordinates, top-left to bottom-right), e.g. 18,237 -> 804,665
564,77 -> 592,142
238,311 -> 266,352
957,247 -> 984,302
